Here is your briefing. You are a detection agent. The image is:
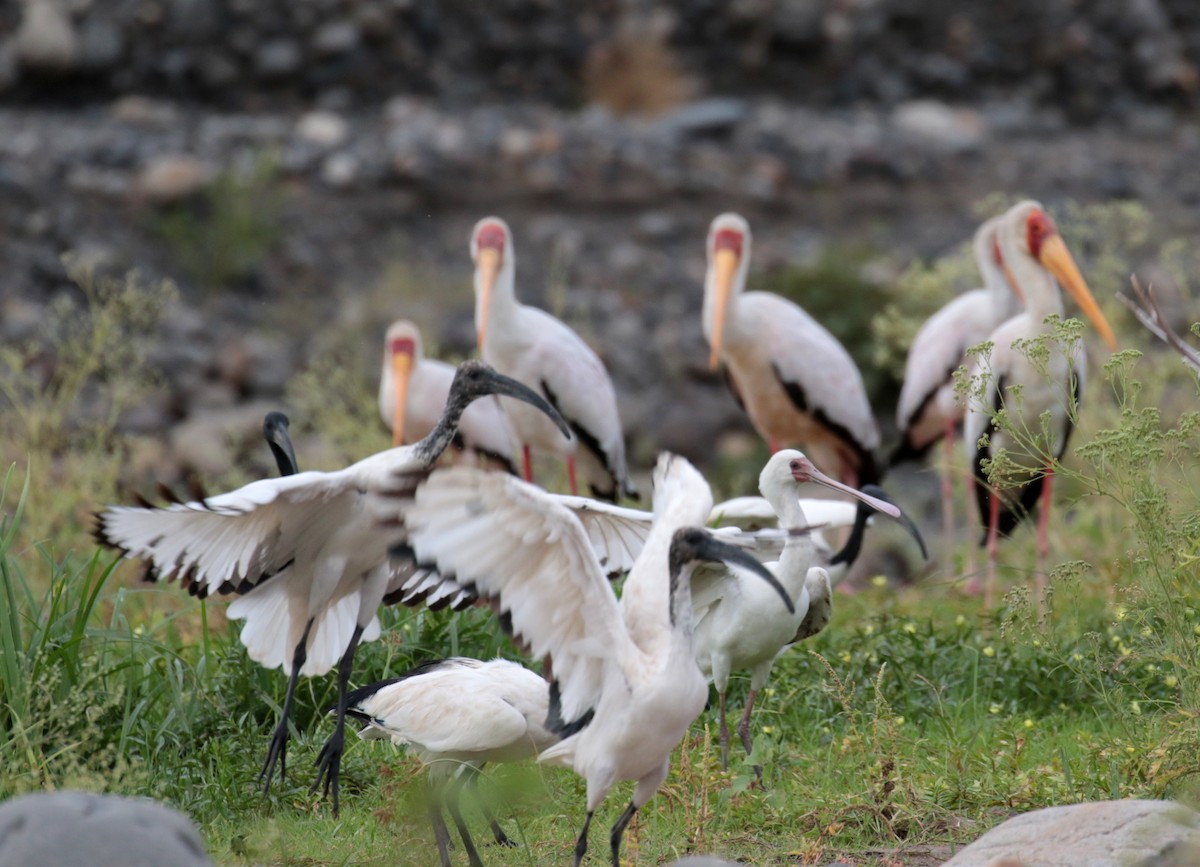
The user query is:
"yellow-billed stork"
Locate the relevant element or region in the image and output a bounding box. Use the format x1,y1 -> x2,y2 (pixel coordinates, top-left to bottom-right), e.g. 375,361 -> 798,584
471,217 -> 637,502
965,200 -> 1117,610
702,213 -> 881,487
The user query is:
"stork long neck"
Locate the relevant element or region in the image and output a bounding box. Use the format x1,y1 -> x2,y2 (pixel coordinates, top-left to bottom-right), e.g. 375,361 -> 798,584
981,256 -> 1018,323
476,259 -> 520,349
1010,250 -> 1062,326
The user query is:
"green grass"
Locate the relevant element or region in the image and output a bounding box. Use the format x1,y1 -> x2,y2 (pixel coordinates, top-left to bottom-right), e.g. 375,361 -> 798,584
2,198 -> 1200,864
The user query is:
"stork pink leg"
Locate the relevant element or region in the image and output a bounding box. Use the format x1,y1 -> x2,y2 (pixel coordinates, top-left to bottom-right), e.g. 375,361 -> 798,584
985,486 -> 1000,611
522,445 -> 533,483
1035,464 -> 1054,620
567,454 -> 578,496
942,417 -> 956,574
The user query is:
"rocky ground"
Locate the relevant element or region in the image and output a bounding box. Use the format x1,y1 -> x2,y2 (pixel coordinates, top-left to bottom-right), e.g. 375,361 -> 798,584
4,0 -> 1200,568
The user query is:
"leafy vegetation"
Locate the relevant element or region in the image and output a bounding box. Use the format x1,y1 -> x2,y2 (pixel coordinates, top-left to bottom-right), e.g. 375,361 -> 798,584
1,199 -> 1199,864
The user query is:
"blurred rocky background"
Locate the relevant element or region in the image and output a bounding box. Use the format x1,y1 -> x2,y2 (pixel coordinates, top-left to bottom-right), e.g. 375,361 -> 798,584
3,0 -> 1199,537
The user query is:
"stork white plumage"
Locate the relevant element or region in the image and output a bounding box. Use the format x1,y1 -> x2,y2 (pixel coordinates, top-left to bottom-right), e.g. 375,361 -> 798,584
402,454 -> 793,866
94,361 -> 570,814
471,217 -> 638,502
346,657 -> 557,867
379,319 -> 517,473
964,200 -> 1117,610
691,450 -> 901,776
702,213 -> 881,486
893,214 -> 1023,566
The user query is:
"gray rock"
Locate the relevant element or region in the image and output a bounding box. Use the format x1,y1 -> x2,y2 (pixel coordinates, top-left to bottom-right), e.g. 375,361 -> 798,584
296,109 -> 349,148
660,98 -> 749,138
15,0 -> 79,74
0,791 -> 212,867
892,100 -> 986,153
0,38 -> 20,91
941,800 -> 1200,867
256,38 -> 302,78
132,155 -> 212,205
312,19 -> 361,56
78,14 -> 124,70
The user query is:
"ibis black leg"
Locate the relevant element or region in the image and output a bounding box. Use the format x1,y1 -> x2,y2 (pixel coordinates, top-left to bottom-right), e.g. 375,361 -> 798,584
428,781 -> 453,867
718,688 -> 731,772
312,623 -> 364,816
465,764 -> 515,847
446,773 -> 484,867
260,617 -> 314,794
609,801 -> 638,867
736,688 -> 763,783
572,810 -> 593,867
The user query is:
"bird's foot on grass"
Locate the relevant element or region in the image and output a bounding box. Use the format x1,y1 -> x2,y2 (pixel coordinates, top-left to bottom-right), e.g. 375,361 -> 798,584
258,721 -> 289,794
313,728 -> 345,815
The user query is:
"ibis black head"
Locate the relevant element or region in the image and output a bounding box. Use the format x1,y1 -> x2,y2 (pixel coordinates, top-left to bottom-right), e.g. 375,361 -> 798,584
670,526 -> 794,615
448,360 -> 571,440
262,411 -> 299,477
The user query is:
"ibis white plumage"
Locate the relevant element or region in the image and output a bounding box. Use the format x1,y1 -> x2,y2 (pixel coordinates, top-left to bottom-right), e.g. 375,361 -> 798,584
691,450 -> 902,775
402,454 -> 792,866
346,657 -> 556,867
379,319 -> 517,473
964,200 -> 1117,609
94,361 -> 570,814
471,217 -> 637,501
702,212 -> 881,486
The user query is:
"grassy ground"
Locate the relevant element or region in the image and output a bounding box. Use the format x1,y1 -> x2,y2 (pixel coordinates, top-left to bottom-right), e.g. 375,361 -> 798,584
2,200 -> 1200,864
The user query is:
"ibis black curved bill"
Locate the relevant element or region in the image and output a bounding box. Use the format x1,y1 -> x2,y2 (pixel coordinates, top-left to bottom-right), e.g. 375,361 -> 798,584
450,360 -> 572,441
674,527 -> 795,615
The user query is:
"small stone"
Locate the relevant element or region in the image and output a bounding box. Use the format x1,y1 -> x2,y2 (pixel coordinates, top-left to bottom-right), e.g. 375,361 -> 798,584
197,50 -> 238,89
15,0 -> 79,74
892,100 -> 986,153
321,151 -> 359,188
0,39 -> 19,91
110,95 -> 180,126
132,155 -> 212,205
296,109 -> 349,147
660,98 -> 749,138
77,14 -> 123,70
312,19 -> 361,56
256,38 -> 302,78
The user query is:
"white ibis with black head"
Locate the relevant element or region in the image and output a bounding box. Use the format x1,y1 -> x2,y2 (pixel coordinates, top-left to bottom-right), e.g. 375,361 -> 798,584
346,657 -> 556,867
471,216 -> 638,502
379,319 -> 517,473
964,200 -> 1117,610
702,212 -> 882,487
893,214 -> 1024,566
402,454 -> 793,866
691,450 -> 903,777
94,361 -> 570,814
